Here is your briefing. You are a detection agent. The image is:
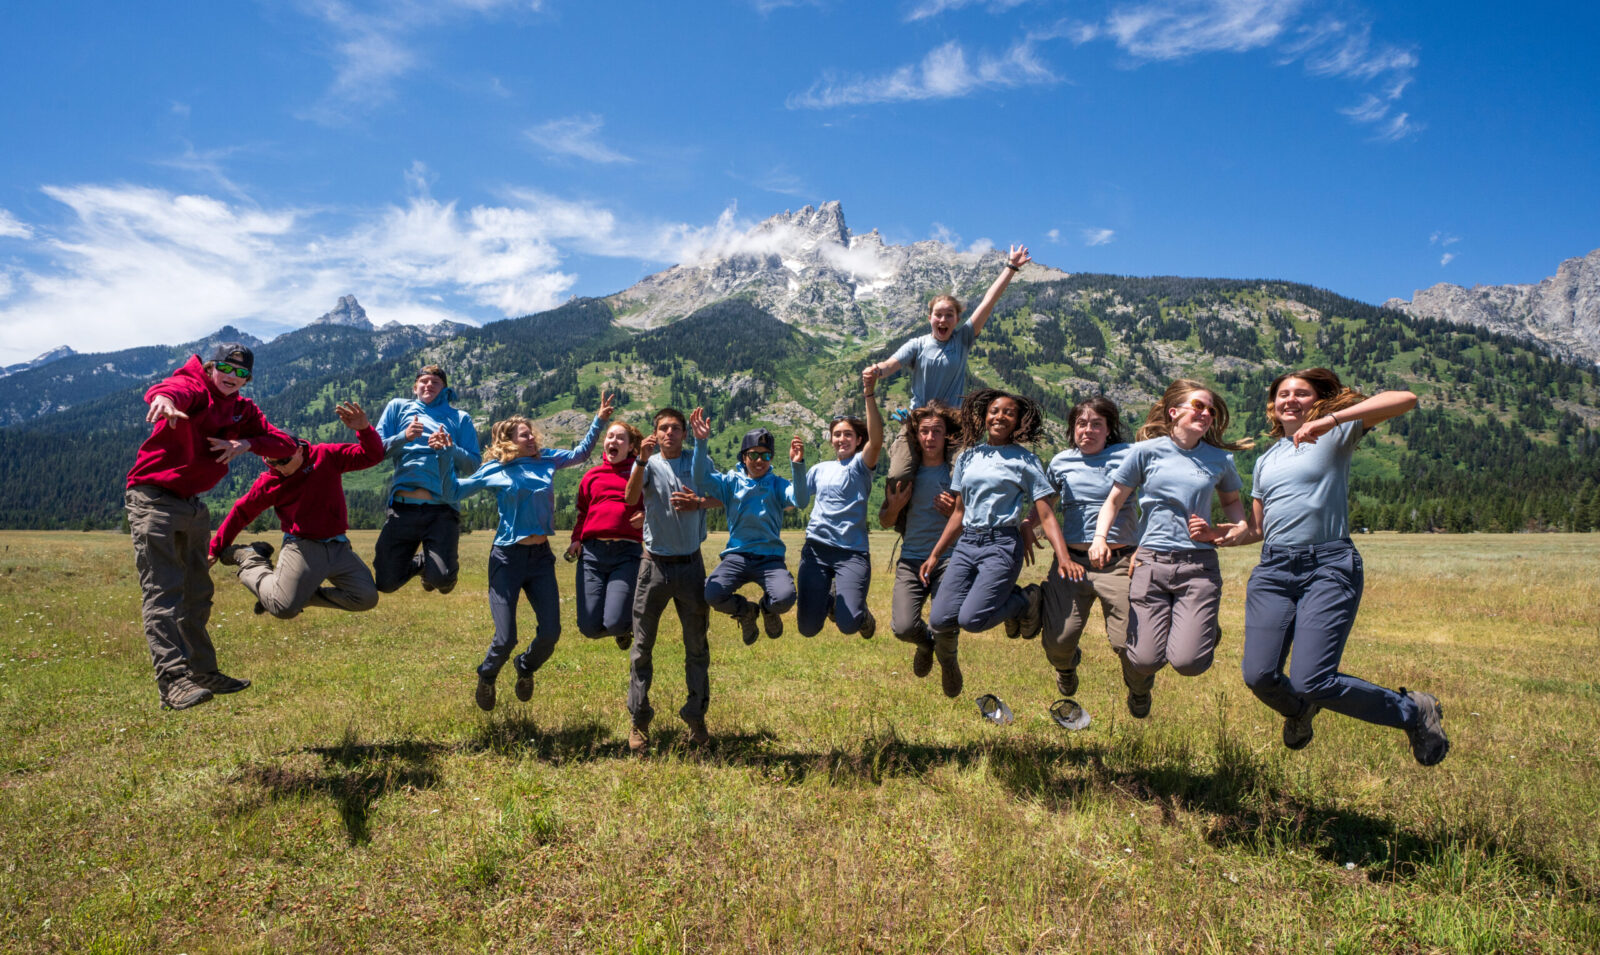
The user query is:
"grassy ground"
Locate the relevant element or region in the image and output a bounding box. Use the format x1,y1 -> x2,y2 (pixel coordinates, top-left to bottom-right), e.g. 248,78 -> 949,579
1,529 -> 1597,953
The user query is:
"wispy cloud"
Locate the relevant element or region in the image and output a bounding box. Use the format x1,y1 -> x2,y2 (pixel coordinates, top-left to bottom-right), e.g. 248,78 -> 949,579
295,0 -> 535,124
0,210 -> 32,240
904,0 -> 1028,22
1440,252 -> 1455,266
526,115 -> 635,164
1082,228 -> 1115,246
1287,16 -> 1418,138
1429,230 -> 1460,247
1046,228 -> 1062,243
1105,0 -> 1303,60
788,38 -> 1056,108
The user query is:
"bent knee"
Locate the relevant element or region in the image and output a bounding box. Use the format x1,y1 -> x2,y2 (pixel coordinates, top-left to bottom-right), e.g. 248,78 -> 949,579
1170,655 -> 1214,677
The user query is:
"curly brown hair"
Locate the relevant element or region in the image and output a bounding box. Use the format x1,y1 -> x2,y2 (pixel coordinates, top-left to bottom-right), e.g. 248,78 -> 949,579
958,389 -> 1045,449
1265,368 -> 1366,438
900,402 -> 960,463
1136,379 -> 1252,451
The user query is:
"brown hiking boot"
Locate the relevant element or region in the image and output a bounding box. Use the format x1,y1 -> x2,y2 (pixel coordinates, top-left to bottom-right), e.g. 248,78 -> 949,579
1126,688 -> 1152,719
858,608 -> 876,640
1055,649 -> 1081,697
475,675 -> 496,712
1402,689 -> 1449,766
158,674 -> 214,711
628,723 -> 650,755
939,654 -> 963,699
912,641 -> 934,678
734,605 -> 759,645
683,717 -> 711,748
190,670 -> 251,694
761,604 -> 783,639
513,663 -> 534,703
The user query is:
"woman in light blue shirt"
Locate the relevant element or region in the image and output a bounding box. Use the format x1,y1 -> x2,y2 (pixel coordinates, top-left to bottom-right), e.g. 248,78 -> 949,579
1191,368 -> 1448,765
452,395 -> 611,711
1092,379 -> 1247,716
797,370 -> 885,638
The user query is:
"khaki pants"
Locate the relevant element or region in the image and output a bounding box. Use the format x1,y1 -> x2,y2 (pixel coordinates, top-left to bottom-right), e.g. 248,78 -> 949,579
1125,548 -> 1223,676
891,558 -> 959,661
1039,549 -> 1153,695
126,484 -> 217,679
237,537 -> 379,618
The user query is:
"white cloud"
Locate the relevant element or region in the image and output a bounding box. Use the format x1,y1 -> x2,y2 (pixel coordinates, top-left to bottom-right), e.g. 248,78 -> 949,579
904,0 -> 1028,22
788,38 -> 1056,108
1440,253 -> 1455,266
526,115 -> 635,165
1373,111 -> 1419,141
1046,228 -> 1062,243
0,210 -> 32,240
1105,0 -> 1303,60
1082,228 -> 1115,246
1429,231 -> 1460,247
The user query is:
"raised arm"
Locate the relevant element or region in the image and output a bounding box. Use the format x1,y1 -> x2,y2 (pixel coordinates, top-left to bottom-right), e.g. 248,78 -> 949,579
861,369 -> 885,469
625,434 -> 655,506
783,436 -> 809,509
1291,390 -> 1420,448
967,244 -> 1030,337
207,478 -> 274,562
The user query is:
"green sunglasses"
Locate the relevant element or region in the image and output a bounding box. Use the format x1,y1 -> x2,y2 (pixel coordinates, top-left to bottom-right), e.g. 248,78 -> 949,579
214,361 -> 252,380
743,451 -> 774,462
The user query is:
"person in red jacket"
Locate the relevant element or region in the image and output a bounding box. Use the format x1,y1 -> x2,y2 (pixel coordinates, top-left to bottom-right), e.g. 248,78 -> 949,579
566,420 -> 646,648
125,343 -> 296,711
209,400 -> 385,621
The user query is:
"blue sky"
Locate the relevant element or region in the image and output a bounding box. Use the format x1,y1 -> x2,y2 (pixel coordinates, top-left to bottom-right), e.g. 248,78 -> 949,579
0,0 -> 1595,363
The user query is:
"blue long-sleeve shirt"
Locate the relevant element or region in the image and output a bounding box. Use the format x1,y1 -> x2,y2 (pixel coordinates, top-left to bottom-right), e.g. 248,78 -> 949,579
375,389 -> 481,509
696,442 -> 808,557
452,416 -> 603,545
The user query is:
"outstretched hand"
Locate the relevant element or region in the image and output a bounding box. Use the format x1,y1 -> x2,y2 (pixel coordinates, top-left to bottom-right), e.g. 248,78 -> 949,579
637,433 -> 658,462
207,437 -> 251,464
598,390 -> 616,420
1006,244 -> 1031,270
690,407 -> 710,442
789,435 -> 804,464
146,395 -> 188,425
336,400 -> 370,432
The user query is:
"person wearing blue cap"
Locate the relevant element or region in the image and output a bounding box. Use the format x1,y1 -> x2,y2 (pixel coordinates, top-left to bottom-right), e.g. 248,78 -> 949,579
698,424 -> 809,645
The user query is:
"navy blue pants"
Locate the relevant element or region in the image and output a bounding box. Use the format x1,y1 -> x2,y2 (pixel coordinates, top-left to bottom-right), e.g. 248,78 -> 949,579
704,552 -> 796,616
478,541 -> 561,679
575,539 -> 642,639
374,501 -> 460,594
796,539 -> 872,636
928,528 -> 1028,634
1242,539 -> 1417,728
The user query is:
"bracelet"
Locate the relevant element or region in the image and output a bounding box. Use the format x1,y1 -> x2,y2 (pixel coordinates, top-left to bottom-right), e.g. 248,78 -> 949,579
1328,412 -> 1340,425
1004,263 -> 1020,272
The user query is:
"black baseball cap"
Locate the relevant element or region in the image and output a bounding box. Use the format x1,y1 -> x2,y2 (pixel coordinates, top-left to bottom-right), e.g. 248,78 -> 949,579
209,342 -> 254,371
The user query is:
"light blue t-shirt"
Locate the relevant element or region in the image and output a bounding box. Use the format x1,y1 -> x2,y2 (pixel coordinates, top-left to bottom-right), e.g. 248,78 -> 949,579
1111,437 -> 1243,552
901,461 -> 954,561
452,417 -> 602,546
639,443 -> 713,557
889,322 -> 977,409
950,443 -> 1055,531
696,442 -> 809,557
1252,421 -> 1367,546
805,454 -> 875,553
1048,443 -> 1137,546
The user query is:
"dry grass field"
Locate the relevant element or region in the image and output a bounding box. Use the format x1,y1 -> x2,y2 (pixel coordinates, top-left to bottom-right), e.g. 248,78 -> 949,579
1,529 -> 1597,953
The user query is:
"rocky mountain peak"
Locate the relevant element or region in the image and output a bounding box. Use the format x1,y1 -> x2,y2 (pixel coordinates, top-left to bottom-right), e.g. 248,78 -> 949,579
313,295 -> 372,330
752,201 -> 850,248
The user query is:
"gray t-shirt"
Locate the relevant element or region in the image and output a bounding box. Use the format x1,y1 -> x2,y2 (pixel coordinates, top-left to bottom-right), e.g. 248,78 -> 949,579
890,322 -> 977,409
804,454 -> 875,553
1252,421 -> 1366,546
640,446 -> 708,557
1048,443 -> 1137,546
951,443 -> 1055,531
901,461 -> 953,561
1111,437 -> 1242,552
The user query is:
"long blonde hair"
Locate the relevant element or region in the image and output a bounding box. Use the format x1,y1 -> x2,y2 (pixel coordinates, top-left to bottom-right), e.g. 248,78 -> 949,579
1136,379 -> 1252,451
485,416 -> 541,464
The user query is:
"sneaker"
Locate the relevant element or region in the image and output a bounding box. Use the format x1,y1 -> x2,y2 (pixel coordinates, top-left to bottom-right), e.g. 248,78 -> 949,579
248,541 -> 275,561
615,630 -> 633,651
1402,689 -> 1449,766
1126,689 -> 1152,719
158,674 -> 214,711
734,606 -> 759,646
1018,584 -> 1044,640
761,604 -> 783,640
939,654 -> 964,699
1055,649 -> 1081,697
252,600 -> 267,616
1004,611 -> 1022,639
1283,702 -> 1321,751
858,609 -> 876,640
628,723 -> 649,756
513,663 -> 534,703
912,641 -> 934,679
475,675 -> 496,712
222,541 -> 274,566
683,717 -> 711,748
190,670 -> 251,694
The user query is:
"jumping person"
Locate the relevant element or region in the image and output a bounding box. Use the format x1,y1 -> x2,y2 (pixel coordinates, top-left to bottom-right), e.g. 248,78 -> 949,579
372,365 -> 481,595
879,402 -> 963,695
208,401 -> 384,619
1090,380 -> 1247,712
699,426 -> 808,645
921,389 -> 1073,653
796,369 -> 885,639
125,343 -> 297,710
452,396 -> 611,711
864,245 -> 1032,499
1189,368 -> 1448,764
567,420 -> 646,648
1036,397 -> 1154,711
622,407 -> 717,753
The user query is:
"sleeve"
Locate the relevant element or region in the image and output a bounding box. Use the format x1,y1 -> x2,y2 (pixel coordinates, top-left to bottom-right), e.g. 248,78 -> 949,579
1251,452 -> 1268,500
452,461 -> 504,499
1045,453 -> 1068,495
1110,445 -> 1145,489
449,412 -> 481,475
329,426 -> 385,472
889,337 -> 920,370
957,322 -> 976,348
375,399 -> 411,456
1217,453 -> 1244,495
545,416 -> 604,469
1024,453 -> 1056,502
236,403 -> 297,460
207,477 -> 275,558
570,468 -> 594,544
694,442 -> 731,505
785,460 -> 810,508
949,449 -> 969,494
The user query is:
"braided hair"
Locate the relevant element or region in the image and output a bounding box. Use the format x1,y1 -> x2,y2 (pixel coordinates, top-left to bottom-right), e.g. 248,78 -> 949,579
957,388 -> 1046,450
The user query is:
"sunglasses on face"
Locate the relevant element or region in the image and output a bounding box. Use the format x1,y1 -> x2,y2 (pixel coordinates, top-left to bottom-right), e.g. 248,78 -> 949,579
214,361 -> 251,380
744,451 -> 774,462
1184,398 -> 1215,416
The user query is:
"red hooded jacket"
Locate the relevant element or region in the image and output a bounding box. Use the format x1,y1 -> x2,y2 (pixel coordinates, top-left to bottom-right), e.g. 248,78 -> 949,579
125,355 -> 296,498
208,427 -> 385,557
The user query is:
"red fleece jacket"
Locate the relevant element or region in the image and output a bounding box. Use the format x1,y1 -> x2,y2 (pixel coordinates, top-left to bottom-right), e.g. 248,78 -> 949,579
125,355 -> 296,497
570,457 -> 644,543
208,427 -> 384,557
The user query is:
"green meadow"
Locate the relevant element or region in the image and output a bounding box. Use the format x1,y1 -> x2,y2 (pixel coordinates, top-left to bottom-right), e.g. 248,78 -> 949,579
1,530 -> 1597,953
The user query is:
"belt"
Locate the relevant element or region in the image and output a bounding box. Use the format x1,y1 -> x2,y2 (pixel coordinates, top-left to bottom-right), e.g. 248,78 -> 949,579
1260,538 -> 1354,561
1136,547 -> 1215,563
1068,544 -> 1133,557
648,551 -> 698,565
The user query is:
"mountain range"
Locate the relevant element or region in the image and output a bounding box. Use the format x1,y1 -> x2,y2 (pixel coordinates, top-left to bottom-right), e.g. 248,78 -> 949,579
0,203 -> 1595,534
